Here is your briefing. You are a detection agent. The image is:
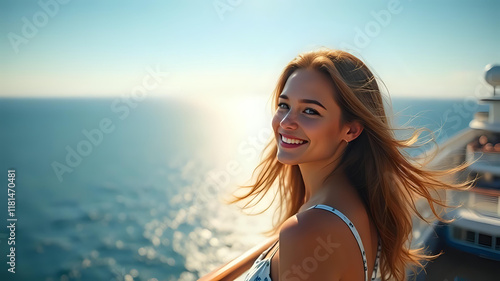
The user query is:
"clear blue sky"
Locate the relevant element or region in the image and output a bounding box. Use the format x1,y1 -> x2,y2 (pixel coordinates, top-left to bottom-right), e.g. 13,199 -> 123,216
1,0 -> 499,98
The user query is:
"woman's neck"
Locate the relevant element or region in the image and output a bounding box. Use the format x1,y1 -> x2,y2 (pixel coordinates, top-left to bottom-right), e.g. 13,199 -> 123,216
298,162 -> 356,213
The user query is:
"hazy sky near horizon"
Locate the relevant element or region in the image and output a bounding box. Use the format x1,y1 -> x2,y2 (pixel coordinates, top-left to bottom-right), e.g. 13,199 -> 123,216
1,0 -> 499,99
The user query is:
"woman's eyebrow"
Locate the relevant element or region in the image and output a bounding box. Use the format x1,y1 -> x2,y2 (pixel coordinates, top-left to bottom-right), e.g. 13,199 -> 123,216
279,94 -> 327,110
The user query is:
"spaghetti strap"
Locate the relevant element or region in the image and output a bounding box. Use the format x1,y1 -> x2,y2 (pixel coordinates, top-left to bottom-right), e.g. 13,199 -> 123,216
268,241 -> 279,259
258,239 -> 279,260
307,204 -> 380,281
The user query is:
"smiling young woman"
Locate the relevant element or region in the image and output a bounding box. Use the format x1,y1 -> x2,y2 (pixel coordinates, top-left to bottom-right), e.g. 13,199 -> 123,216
231,48 -> 472,281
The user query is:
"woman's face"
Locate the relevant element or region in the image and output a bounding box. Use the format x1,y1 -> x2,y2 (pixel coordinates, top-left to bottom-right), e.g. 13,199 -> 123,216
272,68 -> 350,166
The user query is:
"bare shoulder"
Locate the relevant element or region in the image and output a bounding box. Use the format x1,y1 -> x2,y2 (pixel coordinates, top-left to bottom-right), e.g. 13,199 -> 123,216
278,209 -> 362,281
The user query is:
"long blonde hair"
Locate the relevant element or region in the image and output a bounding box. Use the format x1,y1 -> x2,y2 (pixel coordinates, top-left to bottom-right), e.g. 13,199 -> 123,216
231,49 -> 472,281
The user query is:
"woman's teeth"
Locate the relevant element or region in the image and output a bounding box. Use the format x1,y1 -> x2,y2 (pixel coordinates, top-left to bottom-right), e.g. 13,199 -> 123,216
282,135 -> 305,144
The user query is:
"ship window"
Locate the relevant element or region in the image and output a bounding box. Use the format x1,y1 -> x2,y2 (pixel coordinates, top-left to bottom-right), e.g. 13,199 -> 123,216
465,230 -> 475,243
478,233 -> 492,248
496,237 -> 500,251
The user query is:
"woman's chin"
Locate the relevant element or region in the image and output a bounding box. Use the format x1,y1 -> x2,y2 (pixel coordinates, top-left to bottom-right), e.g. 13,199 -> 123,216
276,155 -> 301,165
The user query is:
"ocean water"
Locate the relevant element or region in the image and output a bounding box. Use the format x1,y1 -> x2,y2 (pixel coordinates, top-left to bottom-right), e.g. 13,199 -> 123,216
0,96 -> 485,281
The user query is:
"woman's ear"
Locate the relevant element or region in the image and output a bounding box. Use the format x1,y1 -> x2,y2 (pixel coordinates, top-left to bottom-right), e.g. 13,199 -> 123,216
344,121 -> 363,143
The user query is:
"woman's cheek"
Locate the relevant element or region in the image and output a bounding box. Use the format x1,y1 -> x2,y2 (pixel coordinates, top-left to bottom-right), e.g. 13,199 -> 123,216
299,117 -> 321,130
271,114 -> 282,133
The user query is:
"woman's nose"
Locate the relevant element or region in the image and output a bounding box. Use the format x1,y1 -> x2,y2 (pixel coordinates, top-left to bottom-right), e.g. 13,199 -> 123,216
280,112 -> 298,130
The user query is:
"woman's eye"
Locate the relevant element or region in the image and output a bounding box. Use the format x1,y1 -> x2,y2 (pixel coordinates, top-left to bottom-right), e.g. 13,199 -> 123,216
304,108 -> 319,115
277,103 -> 288,109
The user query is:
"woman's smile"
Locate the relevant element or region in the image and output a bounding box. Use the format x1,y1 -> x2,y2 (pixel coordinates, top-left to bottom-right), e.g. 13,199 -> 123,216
279,133 -> 309,148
